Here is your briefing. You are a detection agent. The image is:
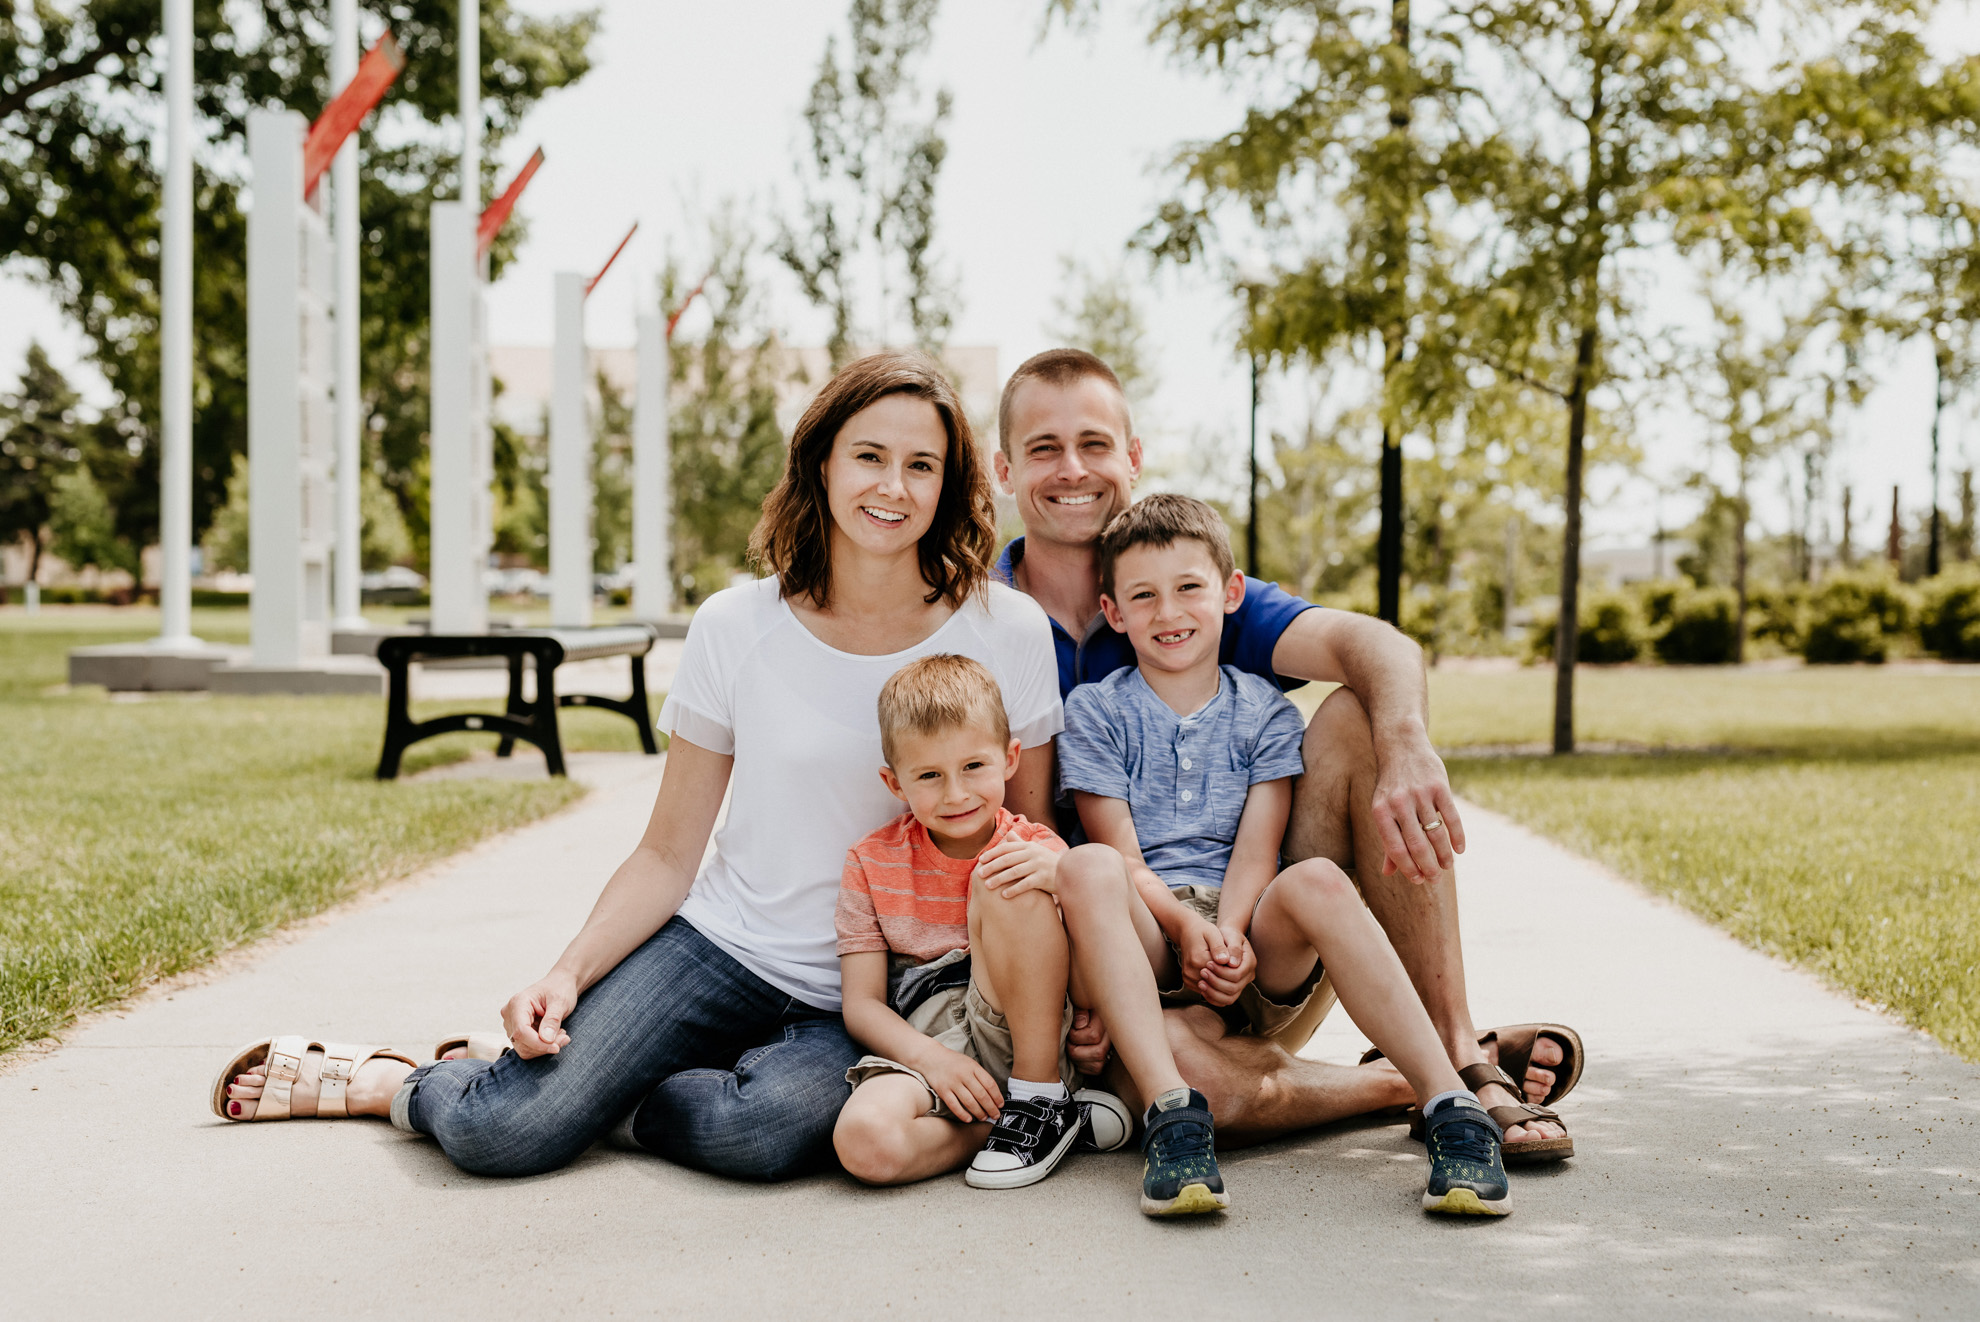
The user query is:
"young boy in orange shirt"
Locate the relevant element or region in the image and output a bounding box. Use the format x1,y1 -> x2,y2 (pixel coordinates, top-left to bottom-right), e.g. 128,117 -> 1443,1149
832,654 -> 1230,1215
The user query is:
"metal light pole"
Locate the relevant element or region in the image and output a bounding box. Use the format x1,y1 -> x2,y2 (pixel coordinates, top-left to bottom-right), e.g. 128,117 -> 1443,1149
330,0 -> 365,629
156,0 -> 196,647
460,0 -> 479,209
1247,350 -> 1261,579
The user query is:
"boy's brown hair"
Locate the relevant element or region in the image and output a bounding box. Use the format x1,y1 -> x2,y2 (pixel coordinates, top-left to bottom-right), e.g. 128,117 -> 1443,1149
1096,494 -> 1238,599
996,347 -> 1132,454
751,351 -> 996,611
877,654 -> 1011,768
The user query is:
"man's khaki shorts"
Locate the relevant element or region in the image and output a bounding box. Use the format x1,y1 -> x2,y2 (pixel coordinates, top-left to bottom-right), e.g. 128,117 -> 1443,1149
1159,883 -> 1337,1051
845,952 -> 1076,1121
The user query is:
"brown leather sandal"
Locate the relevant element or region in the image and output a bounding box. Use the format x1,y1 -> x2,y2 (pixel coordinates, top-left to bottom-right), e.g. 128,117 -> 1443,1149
1457,1061 -> 1574,1164
1359,1021 -> 1583,1163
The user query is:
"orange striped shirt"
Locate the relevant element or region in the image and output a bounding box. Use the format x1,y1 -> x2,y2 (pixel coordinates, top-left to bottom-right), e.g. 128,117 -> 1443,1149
835,808 -> 1067,963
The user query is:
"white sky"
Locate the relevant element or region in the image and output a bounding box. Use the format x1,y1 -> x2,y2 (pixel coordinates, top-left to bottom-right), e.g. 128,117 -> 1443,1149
2,0 -> 1972,552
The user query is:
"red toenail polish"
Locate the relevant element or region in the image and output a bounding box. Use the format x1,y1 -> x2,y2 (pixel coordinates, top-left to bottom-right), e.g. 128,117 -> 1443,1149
229,1102 -> 241,1116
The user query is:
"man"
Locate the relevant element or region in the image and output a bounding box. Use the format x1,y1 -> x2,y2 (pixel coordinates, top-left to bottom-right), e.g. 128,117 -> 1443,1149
991,348 -> 1576,1160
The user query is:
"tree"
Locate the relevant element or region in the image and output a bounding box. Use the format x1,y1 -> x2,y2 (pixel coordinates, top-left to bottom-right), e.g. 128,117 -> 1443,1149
1683,289 -> 1815,662
668,212 -> 790,603
777,0 -> 955,365
1102,0 -> 1477,627
592,368 -> 632,575
1047,254 -> 1157,412
2,1 -> 596,564
0,342 -> 83,583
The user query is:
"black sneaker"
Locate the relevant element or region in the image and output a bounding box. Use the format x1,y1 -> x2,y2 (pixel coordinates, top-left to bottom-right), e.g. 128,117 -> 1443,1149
1139,1089 -> 1229,1216
965,1093 -> 1082,1189
1072,1088 -> 1133,1153
1422,1095 -> 1511,1216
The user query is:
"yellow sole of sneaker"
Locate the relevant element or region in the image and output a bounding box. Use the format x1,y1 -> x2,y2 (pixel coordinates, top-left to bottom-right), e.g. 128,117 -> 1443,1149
1141,1183 -> 1231,1216
1422,1187 -> 1510,1216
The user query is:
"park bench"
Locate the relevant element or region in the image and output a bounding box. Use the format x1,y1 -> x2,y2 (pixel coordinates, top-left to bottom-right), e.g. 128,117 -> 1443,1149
374,625 -> 661,780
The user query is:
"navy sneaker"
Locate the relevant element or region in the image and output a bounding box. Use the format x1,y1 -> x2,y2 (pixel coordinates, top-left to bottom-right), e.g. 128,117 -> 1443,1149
966,1093 -> 1082,1189
1072,1088 -> 1133,1153
1422,1094 -> 1511,1216
1139,1089 -> 1229,1216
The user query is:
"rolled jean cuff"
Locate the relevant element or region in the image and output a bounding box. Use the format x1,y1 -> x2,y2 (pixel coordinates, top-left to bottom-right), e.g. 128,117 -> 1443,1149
391,1063 -> 435,1135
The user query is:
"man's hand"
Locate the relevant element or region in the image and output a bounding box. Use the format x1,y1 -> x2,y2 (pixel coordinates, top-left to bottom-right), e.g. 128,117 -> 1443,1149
975,835 -> 1061,898
501,970 -> 578,1058
1371,739 -> 1467,882
919,1045 -> 1005,1122
1175,911 -> 1255,1007
1068,1008 -> 1111,1075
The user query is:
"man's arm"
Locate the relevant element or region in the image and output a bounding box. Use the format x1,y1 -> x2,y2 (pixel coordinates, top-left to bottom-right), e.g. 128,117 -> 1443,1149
1268,608 -> 1466,881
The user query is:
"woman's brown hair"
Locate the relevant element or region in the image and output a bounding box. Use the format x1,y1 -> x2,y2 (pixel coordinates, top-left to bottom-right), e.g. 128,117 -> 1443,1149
749,351 -> 996,610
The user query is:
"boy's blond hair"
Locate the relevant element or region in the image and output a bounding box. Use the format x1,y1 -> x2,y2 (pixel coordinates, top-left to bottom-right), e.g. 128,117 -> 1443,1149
877,654 -> 1011,768
1096,493 -> 1238,599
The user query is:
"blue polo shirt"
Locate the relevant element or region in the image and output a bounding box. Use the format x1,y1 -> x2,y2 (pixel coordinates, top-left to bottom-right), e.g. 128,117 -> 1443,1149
992,536 -> 1317,699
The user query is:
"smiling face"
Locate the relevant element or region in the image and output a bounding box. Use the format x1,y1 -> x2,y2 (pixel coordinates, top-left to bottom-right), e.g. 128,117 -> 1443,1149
994,375 -> 1142,553
879,722 -> 1024,857
1099,537 -> 1246,678
821,394 -> 950,563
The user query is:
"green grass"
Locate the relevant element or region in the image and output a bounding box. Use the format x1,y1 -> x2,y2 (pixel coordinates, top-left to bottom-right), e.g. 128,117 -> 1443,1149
1313,663 -> 1980,1062
0,606 -> 665,1056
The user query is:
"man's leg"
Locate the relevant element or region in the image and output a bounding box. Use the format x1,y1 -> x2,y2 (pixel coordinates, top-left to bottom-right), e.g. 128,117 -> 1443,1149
1286,686 -> 1564,1141
630,1008 -> 861,1181
834,1074 -> 989,1185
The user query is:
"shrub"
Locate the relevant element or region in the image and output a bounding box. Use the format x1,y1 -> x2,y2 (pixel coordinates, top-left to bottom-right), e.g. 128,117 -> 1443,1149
1917,566 -> 1980,660
1748,581 -> 1809,653
1634,580 -> 1686,631
1654,587 -> 1739,664
1802,570 -> 1917,664
1526,590 -> 1646,664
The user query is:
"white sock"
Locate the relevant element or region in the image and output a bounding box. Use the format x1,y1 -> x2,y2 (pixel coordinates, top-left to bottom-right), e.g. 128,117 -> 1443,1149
1424,1088 -> 1482,1117
1006,1077 -> 1067,1104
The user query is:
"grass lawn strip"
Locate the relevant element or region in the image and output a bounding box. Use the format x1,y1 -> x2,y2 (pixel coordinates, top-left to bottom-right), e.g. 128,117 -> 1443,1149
0,608 -> 667,1056
1450,748 -> 1980,1062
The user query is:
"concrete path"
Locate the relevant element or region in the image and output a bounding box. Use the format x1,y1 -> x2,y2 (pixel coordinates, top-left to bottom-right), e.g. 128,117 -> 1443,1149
3,755 -> 1975,1320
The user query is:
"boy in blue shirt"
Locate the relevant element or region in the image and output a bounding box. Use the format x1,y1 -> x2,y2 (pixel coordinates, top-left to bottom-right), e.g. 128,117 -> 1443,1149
1058,494 -> 1513,1217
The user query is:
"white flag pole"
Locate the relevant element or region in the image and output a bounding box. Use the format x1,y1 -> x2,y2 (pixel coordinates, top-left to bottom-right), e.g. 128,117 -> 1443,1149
156,0 -> 196,647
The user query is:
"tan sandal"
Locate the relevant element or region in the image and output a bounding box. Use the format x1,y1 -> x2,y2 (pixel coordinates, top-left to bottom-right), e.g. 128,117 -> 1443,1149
211,1036 -> 419,1121
430,1032 -> 507,1062
1457,1061 -> 1574,1164
1360,1021 -> 1583,1163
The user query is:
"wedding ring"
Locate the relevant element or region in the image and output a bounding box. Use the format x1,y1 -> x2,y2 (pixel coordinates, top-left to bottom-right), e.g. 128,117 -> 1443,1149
1422,818 -> 1444,832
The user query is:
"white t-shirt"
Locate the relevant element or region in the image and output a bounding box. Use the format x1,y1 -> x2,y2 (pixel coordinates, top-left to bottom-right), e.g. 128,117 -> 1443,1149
657,576 -> 1063,1009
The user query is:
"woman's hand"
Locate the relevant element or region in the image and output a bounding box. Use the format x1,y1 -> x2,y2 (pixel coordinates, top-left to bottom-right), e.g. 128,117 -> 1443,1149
501,970 -> 578,1058
974,836 -> 1061,898
919,1045 -> 1005,1122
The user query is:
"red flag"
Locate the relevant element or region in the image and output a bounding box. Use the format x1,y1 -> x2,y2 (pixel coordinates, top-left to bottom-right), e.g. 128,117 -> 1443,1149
586,222 -> 639,298
304,32 -> 405,199
477,148 -> 545,260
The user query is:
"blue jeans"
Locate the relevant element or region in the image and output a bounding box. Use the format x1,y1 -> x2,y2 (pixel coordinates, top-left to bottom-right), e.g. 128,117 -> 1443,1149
393,918 -> 858,1180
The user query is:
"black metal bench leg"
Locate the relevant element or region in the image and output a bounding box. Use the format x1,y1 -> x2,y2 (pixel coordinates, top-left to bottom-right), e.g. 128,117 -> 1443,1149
496,652 -> 525,758
376,655 -> 413,780
629,651 -> 658,755
534,647 -> 568,777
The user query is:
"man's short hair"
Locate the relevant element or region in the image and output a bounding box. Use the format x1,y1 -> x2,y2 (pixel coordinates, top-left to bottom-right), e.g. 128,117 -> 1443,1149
997,347 -> 1133,454
1096,494 -> 1238,599
877,654 -> 1011,768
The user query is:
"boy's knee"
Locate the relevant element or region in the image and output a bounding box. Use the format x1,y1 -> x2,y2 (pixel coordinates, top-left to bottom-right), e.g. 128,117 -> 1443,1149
1279,857 -> 1356,904
973,874 -> 1060,927
1055,844 -> 1127,911
833,1104 -> 917,1186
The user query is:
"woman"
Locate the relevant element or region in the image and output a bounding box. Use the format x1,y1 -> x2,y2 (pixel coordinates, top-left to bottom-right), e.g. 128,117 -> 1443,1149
212,352 -> 1063,1180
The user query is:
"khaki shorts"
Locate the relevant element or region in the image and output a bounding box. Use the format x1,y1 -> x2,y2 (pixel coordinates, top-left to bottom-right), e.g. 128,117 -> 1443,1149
1160,884 -> 1337,1051
845,953 -> 1076,1121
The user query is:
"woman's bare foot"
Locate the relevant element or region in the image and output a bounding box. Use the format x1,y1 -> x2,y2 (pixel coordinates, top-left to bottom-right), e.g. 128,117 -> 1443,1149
224,1047 -> 414,1121
1474,1034 -> 1566,1144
